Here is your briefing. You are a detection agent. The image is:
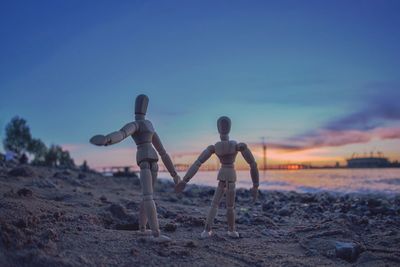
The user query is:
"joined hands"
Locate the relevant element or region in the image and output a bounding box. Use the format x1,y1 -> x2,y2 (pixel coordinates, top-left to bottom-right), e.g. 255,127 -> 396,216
175,180 -> 187,193
250,185 -> 259,202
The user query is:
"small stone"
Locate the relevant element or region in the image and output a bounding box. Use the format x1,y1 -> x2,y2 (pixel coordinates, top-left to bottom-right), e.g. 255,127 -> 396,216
157,206 -> 168,217
236,215 -> 251,225
17,188 -> 33,197
199,188 -> 215,198
163,210 -> 177,219
251,216 -> 266,225
53,172 -> 66,178
109,203 -> 129,219
167,196 -> 178,202
164,223 -> 177,232
125,201 -> 137,209
261,229 -> 280,238
115,223 -> 139,231
14,219 -> 27,228
185,240 -> 197,248
335,241 -> 362,263
367,198 -> 382,208
100,195 -> 108,203
24,229 -> 34,235
277,206 -> 291,216
131,248 -> 140,256
182,199 -> 193,205
263,216 -> 277,227
42,229 -> 58,241
30,178 -> 57,189
262,201 -> 274,211
53,212 -> 62,220
300,193 -> 316,203
138,237 -> 147,243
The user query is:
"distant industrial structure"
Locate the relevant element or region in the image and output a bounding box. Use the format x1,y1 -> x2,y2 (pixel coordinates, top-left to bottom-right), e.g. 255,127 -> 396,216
261,137 -> 267,171
346,152 -> 394,168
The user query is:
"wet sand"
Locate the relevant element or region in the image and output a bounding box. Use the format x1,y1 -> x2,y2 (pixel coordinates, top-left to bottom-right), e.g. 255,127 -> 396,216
1,163 -> 399,266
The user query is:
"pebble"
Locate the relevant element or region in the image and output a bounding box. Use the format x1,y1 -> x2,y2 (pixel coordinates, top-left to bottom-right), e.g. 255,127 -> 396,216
335,241 -> 362,263
14,218 -> 27,228
262,201 -> 275,211
185,240 -> 197,248
163,223 -> 177,232
109,203 -> 130,220
277,206 -> 291,216
17,188 -> 33,197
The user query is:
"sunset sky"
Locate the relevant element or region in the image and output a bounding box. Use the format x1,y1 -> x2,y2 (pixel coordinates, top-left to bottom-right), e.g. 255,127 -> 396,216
1,1 -> 400,169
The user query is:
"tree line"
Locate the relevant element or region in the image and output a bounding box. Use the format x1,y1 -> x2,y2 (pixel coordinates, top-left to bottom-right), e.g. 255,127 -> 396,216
2,116 -> 75,168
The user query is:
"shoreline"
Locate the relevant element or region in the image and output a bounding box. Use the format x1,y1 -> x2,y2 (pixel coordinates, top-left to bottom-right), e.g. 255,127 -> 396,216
157,176 -> 400,198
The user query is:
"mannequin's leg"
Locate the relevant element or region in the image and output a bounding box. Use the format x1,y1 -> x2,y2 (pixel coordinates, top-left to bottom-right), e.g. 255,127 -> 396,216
139,161 -> 160,237
138,162 -> 158,234
226,182 -> 238,237
150,161 -> 158,189
202,181 -> 225,237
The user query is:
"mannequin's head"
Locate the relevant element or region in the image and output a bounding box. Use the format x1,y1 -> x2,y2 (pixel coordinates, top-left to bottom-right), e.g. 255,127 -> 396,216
217,116 -> 231,141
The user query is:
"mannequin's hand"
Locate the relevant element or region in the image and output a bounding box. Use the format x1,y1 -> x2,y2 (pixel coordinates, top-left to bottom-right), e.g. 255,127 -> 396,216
90,135 -> 107,146
175,181 -> 187,193
250,186 -> 259,202
173,174 -> 181,185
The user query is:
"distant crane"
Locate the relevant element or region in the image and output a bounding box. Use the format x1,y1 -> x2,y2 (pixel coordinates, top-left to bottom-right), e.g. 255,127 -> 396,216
261,137 -> 267,171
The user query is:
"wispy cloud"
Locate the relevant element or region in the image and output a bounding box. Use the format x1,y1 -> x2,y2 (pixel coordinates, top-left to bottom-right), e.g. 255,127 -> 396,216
268,81 -> 400,151
325,82 -> 400,131
271,127 -> 400,152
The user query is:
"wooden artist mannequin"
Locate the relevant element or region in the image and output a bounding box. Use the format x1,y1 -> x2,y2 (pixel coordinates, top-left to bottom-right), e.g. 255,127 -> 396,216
90,94 -> 181,242
176,116 -> 259,239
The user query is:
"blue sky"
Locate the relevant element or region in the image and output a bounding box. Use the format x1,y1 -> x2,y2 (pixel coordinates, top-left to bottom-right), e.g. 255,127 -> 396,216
1,1 -> 399,168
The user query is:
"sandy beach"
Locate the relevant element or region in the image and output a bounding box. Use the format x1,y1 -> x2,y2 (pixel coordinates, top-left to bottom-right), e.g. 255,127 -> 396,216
1,163 -> 399,266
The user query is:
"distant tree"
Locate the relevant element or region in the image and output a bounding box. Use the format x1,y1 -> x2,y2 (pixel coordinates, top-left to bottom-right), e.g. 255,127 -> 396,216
44,145 -> 75,168
3,116 -> 77,168
44,145 -> 61,167
3,116 -> 32,155
59,149 -> 75,168
28,138 -> 48,163
80,160 -> 90,172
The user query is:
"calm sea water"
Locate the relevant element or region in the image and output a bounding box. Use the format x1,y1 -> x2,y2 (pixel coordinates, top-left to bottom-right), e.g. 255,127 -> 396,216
168,168 -> 400,195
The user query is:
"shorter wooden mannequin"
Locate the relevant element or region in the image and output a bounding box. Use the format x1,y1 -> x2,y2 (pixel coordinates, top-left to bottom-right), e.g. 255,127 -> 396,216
176,116 -> 259,238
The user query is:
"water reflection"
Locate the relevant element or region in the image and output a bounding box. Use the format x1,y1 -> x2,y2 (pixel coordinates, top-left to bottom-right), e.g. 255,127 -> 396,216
173,168 -> 400,194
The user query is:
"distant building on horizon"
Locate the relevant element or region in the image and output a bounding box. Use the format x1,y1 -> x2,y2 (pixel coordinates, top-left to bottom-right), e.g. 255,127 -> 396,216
347,155 -> 391,168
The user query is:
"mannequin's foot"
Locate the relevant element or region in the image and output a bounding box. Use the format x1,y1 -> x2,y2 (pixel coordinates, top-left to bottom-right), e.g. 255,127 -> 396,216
227,231 -> 239,238
150,234 -> 171,243
138,229 -> 152,235
200,230 -> 213,239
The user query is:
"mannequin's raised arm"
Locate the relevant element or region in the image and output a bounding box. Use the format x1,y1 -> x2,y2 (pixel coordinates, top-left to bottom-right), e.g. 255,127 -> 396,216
90,122 -> 138,146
